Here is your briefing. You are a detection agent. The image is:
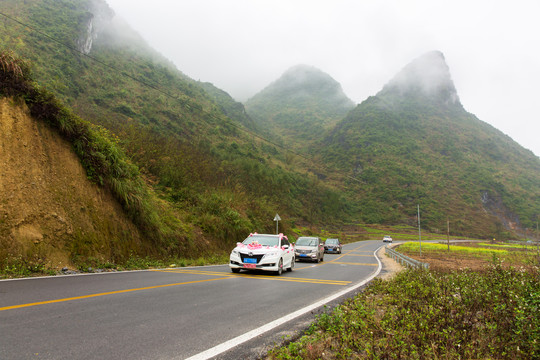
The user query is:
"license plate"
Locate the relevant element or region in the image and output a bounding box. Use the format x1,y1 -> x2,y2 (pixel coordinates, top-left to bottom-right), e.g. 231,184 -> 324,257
300,254 -> 308,257
244,258 -> 257,264
243,263 -> 256,269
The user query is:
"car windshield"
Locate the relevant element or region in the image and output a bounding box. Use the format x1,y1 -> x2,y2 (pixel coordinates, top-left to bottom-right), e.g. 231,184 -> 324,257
325,239 -> 338,245
242,235 -> 279,247
296,237 -> 317,246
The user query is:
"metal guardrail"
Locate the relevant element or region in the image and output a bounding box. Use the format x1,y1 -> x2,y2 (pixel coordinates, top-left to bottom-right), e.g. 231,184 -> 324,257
385,245 -> 429,270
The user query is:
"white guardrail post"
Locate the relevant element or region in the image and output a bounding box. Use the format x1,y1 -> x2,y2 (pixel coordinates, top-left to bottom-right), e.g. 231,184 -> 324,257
385,245 -> 429,270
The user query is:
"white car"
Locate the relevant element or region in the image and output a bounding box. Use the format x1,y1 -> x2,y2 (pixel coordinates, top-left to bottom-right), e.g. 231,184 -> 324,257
229,233 -> 295,275
383,235 -> 393,243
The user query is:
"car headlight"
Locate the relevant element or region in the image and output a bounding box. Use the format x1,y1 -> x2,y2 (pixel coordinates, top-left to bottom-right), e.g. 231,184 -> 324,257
263,251 -> 279,258
231,250 -> 239,256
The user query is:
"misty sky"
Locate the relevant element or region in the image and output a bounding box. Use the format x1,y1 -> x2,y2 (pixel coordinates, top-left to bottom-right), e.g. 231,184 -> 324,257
105,0 -> 539,157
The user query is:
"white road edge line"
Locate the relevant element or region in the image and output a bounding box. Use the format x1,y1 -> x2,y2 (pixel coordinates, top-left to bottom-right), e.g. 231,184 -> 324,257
183,245 -> 384,360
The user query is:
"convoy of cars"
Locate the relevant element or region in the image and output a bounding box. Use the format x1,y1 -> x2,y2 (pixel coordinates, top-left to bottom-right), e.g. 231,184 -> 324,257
229,233 -> 351,274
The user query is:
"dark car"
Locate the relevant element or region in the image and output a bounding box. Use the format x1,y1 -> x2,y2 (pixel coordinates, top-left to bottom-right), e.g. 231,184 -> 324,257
324,238 -> 342,254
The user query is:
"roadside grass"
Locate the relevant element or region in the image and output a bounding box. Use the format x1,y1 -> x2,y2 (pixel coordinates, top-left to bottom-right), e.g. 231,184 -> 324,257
399,242 -> 539,267
479,242 -> 539,251
399,242 -> 509,257
0,255 -> 57,278
0,253 -> 230,279
267,265 -> 540,360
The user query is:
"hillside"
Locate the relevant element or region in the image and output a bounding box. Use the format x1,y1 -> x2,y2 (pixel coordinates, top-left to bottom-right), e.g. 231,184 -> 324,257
0,0 -> 352,264
198,81 -> 257,131
323,51 -> 540,237
0,97 -> 146,270
0,0 -> 538,277
245,64 -> 355,148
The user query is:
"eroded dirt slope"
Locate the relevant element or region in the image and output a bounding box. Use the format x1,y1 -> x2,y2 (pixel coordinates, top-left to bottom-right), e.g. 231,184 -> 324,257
0,98 -> 143,269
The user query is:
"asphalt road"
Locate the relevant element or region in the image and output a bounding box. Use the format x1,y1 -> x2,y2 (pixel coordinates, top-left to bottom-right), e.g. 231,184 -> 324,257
0,240 -> 384,359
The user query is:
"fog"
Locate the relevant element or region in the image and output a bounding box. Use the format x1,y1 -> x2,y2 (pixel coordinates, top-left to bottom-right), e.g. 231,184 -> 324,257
105,0 -> 540,157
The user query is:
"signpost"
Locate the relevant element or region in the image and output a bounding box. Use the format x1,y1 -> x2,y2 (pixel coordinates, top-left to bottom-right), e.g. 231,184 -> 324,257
274,213 -> 281,234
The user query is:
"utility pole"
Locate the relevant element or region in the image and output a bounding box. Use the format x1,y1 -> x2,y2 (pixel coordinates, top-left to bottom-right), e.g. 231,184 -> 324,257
447,217 -> 450,252
536,219 -> 540,261
418,204 -> 422,256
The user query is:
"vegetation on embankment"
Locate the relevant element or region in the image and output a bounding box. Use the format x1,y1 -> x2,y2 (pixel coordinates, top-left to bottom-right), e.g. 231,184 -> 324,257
0,0 -> 357,262
0,252 -> 229,279
0,49 -> 206,273
267,264 -> 540,359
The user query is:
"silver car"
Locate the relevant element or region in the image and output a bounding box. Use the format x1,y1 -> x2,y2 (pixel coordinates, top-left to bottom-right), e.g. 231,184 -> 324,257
294,236 -> 324,262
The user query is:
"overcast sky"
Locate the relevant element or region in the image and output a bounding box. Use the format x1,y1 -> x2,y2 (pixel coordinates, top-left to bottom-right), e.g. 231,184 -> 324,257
105,0 -> 539,157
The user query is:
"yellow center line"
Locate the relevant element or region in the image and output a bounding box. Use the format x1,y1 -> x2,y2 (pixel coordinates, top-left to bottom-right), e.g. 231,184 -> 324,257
332,262 -> 378,266
0,277 -> 230,312
236,274 -> 349,285
340,254 -> 375,257
327,244 -> 371,263
153,269 -> 351,285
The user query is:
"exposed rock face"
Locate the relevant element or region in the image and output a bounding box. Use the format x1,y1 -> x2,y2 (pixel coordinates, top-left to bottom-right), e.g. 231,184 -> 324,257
481,190 -> 520,230
0,98 -> 142,269
77,13 -> 96,54
76,0 -> 115,54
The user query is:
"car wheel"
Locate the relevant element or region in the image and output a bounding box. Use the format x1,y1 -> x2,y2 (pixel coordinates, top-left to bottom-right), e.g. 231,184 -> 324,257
287,257 -> 294,272
276,258 -> 283,275
231,268 -> 240,273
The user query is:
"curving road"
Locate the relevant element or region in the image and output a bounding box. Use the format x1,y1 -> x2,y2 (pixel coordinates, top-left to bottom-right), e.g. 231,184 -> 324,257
0,240 -> 384,359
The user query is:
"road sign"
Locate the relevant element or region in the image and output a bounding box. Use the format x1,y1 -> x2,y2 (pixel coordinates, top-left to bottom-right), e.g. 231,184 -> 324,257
274,214 -> 281,234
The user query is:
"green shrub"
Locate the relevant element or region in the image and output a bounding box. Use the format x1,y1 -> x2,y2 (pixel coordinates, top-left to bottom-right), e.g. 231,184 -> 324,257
268,266 -> 540,359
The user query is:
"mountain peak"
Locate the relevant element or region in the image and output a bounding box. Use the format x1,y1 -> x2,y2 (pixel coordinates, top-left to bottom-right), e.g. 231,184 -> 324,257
279,64 -> 332,85
246,64 -> 354,118
245,64 -> 355,146
379,51 -> 461,107
260,64 -> 352,101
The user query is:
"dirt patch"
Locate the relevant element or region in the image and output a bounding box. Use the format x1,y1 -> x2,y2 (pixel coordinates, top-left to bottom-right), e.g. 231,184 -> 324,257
397,242 -> 540,272
0,97 -> 143,270
416,254 -> 490,272
377,244 -> 404,279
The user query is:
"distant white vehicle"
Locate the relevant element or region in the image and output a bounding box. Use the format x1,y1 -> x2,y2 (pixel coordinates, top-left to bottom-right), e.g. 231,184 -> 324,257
383,235 -> 393,243
229,233 -> 294,275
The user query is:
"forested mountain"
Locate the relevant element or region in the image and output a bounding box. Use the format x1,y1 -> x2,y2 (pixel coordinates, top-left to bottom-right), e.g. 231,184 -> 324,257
198,81 -> 257,131
1,0 -> 538,273
323,51 -> 540,237
245,64 -> 355,149
0,0 -> 351,269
